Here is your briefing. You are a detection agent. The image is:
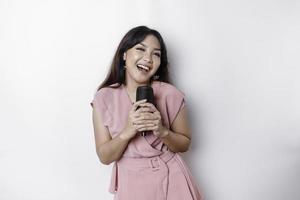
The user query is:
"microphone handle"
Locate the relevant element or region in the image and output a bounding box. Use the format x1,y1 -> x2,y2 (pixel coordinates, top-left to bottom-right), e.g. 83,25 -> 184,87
136,85 -> 154,137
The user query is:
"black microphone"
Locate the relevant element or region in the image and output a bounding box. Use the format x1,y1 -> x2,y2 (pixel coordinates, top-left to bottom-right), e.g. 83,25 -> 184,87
136,85 -> 154,105
136,85 -> 155,136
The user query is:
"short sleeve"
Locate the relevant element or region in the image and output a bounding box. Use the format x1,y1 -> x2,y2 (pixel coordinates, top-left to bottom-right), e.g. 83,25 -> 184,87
166,87 -> 186,126
90,91 -> 112,127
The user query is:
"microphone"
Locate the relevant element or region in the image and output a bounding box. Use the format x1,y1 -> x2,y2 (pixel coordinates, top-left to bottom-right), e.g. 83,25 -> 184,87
136,85 -> 155,136
136,85 -> 154,104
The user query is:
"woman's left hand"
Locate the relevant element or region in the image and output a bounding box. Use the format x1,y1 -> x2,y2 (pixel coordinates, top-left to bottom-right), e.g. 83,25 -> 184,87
137,102 -> 169,138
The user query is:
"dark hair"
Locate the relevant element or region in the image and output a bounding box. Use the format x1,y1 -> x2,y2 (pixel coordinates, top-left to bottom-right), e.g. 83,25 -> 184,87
96,26 -> 170,91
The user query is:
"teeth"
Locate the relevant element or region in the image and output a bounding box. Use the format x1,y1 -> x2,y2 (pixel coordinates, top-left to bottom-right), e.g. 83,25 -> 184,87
137,64 -> 150,71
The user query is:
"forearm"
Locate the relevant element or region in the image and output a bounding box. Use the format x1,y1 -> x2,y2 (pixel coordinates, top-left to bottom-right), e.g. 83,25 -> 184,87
96,131 -> 131,165
160,127 -> 191,153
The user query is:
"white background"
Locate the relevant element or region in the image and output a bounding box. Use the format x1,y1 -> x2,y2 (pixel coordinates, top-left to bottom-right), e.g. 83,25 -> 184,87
1,0 -> 299,200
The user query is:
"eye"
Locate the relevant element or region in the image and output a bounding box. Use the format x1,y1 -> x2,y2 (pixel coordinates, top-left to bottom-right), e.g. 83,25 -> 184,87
136,47 -> 145,51
154,53 -> 161,57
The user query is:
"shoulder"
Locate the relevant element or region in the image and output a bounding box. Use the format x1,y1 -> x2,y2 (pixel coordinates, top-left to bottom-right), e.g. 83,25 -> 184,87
153,82 -> 186,125
93,83 -> 122,101
152,81 -> 185,97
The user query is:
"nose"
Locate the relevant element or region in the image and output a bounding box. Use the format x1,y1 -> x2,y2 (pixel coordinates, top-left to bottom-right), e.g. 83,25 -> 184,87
143,52 -> 153,63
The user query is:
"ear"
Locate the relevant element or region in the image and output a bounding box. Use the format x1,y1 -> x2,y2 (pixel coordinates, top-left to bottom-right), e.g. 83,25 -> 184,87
123,53 -> 126,61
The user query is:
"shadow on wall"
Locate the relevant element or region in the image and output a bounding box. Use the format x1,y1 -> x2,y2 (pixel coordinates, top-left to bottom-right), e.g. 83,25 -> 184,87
182,95 -> 207,194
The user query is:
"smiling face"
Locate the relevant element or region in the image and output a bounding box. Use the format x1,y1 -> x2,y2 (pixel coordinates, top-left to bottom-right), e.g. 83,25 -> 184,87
123,34 -> 161,85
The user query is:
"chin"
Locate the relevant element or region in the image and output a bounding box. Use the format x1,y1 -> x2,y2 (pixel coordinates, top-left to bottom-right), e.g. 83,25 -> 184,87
135,77 -> 151,84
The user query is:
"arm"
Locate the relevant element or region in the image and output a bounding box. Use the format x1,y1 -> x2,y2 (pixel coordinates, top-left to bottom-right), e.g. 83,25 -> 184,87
92,99 -> 152,165
92,107 -> 131,165
159,107 -> 191,153
137,102 -> 191,153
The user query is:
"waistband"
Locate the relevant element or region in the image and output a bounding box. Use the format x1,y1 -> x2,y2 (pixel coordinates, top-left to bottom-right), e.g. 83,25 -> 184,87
109,150 -> 175,194
118,150 -> 175,167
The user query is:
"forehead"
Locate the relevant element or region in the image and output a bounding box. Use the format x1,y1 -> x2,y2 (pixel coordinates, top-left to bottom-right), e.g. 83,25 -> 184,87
138,35 -> 161,50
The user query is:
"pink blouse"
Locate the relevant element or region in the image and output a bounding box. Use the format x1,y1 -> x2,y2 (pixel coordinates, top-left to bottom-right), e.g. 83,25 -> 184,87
91,81 -> 203,200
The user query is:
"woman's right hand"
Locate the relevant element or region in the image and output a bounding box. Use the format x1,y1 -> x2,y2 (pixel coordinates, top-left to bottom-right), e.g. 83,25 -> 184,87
120,99 -> 157,140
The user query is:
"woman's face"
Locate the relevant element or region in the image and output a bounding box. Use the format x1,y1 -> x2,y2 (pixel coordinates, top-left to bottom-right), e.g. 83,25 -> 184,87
123,34 -> 161,85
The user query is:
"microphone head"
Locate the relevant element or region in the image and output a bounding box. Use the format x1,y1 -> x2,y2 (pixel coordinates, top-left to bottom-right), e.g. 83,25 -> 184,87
136,85 -> 154,105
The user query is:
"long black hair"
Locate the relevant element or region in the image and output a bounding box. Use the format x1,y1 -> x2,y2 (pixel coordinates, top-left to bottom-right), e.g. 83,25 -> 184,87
96,26 -> 170,91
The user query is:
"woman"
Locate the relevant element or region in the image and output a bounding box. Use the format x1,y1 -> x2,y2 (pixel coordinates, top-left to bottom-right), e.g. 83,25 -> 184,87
90,26 -> 203,200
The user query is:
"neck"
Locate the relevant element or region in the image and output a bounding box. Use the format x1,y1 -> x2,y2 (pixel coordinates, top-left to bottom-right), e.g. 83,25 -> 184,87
124,79 -> 150,101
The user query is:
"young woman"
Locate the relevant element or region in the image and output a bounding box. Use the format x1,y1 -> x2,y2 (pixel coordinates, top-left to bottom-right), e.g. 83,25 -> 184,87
90,26 -> 203,200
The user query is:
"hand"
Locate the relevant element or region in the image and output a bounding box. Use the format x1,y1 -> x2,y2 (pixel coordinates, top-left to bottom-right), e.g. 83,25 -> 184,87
120,99 -> 157,140
120,99 -> 146,140
134,102 -> 169,138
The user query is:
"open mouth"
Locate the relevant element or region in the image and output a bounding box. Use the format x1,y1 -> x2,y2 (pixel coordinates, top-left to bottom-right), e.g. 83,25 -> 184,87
137,64 -> 150,72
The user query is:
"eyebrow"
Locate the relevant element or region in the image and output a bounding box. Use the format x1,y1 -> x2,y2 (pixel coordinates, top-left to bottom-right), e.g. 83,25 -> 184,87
139,42 -> 161,51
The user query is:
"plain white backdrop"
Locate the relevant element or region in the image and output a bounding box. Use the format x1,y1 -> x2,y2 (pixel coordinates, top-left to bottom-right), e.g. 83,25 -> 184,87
1,0 -> 299,200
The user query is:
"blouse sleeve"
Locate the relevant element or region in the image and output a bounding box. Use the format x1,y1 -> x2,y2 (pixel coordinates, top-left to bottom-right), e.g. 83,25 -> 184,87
90,91 -> 112,127
166,86 -> 186,126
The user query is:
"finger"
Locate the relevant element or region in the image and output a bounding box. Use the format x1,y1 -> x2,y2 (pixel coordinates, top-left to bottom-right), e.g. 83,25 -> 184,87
135,113 -> 158,120
136,107 -> 154,115
131,112 -> 141,118
132,99 -> 147,111
138,127 -> 152,132
136,125 -> 156,132
134,123 -> 155,131
146,125 -> 159,131
139,125 -> 159,132
133,119 -> 157,125
138,103 -> 156,111
134,116 -> 158,124
135,107 -> 154,113
138,123 -> 156,127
